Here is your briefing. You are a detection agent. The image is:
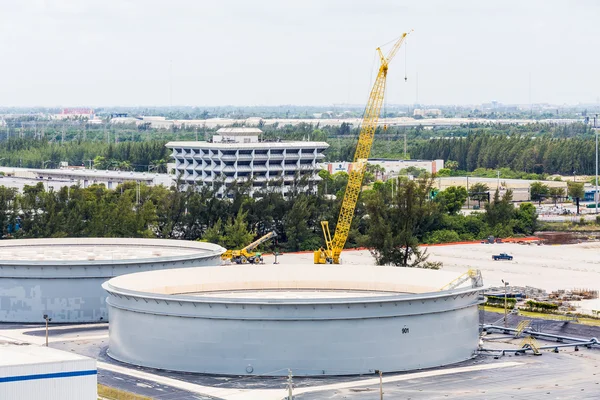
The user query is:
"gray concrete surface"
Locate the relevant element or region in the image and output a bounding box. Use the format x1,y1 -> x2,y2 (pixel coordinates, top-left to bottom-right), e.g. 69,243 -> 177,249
3,311 -> 600,400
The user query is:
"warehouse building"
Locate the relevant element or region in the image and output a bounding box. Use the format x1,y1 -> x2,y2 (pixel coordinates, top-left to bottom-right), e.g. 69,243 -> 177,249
166,128 -> 329,197
0,341 -> 97,400
325,159 -> 444,177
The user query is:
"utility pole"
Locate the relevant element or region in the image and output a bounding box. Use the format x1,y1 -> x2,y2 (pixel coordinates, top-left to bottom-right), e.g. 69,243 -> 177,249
375,370 -> 383,399
466,176 -> 470,209
403,132 -> 407,159
595,114 -> 598,214
502,279 -> 509,327
497,170 -> 500,190
43,314 -> 51,346
286,369 -> 293,400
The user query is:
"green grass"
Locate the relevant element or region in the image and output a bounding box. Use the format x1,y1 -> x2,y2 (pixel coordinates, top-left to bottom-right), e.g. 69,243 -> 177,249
98,385 -> 152,400
538,221 -> 600,232
482,305 -> 600,327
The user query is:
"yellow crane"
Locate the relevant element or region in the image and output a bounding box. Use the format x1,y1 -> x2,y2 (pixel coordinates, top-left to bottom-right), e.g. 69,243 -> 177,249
314,31 -> 412,264
222,231 -> 277,264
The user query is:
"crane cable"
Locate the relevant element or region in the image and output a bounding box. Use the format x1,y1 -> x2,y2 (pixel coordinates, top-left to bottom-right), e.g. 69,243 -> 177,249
404,39 -> 408,82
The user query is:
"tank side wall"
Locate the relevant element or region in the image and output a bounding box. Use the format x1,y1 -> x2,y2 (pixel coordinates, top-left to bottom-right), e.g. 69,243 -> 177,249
0,254 -> 222,323
106,297 -> 480,376
0,278 -> 107,323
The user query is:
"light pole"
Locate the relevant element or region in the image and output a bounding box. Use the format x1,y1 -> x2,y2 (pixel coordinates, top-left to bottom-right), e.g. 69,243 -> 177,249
286,369 -> 293,400
43,314 -> 52,346
502,280 -> 509,327
497,170 -> 500,190
467,176 -> 470,209
42,160 -> 52,169
595,115 -> 598,214
375,370 -> 383,399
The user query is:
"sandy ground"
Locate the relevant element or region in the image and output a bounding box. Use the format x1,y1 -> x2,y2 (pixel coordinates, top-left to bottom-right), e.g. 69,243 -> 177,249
263,242 -> 600,313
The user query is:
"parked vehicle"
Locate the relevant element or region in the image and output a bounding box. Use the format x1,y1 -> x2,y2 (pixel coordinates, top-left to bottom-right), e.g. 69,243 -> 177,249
492,253 -> 513,261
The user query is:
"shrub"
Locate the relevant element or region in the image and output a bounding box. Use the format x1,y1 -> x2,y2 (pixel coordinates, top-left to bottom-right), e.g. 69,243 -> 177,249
525,300 -> 558,313
423,229 -> 460,244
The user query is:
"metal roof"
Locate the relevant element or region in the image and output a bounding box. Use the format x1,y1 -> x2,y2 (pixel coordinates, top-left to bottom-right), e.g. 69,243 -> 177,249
0,342 -> 92,367
166,141 -> 329,149
0,238 -> 224,263
216,127 -> 263,135
104,264 -> 479,300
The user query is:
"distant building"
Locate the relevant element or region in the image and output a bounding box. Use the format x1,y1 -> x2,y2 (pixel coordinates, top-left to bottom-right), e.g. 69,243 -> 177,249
34,169 -> 172,189
52,108 -> 95,120
325,159 -> 444,178
213,127 -> 262,143
166,128 -> 329,197
413,108 -> 442,117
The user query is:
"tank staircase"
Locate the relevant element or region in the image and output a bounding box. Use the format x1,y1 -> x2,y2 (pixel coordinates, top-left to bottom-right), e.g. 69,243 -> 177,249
519,336 -> 541,355
514,320 -> 531,337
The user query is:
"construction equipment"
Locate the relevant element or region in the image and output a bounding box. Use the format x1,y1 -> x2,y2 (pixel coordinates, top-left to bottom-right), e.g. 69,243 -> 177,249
222,231 -> 277,265
314,31 -> 412,264
439,269 -> 484,291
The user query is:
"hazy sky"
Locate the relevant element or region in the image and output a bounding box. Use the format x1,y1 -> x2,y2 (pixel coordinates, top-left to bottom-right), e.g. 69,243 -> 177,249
1,0 -> 599,107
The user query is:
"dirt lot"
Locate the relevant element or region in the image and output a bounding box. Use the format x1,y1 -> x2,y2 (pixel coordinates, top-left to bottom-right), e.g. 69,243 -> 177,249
263,242 -> 600,312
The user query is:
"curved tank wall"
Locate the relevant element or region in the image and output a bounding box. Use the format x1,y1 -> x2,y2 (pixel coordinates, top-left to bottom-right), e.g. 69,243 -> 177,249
103,265 -> 484,376
0,238 -> 225,323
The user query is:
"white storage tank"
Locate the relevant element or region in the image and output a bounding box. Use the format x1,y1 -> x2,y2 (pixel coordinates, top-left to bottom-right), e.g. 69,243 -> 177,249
0,341 -> 97,400
104,265 -> 484,376
0,238 -> 225,323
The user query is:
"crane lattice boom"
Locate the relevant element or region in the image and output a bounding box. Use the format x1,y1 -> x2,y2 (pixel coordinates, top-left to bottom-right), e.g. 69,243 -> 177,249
316,32 -> 411,264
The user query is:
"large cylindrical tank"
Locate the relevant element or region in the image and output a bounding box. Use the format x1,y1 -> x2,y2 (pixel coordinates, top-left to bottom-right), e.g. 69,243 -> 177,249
104,265 -> 483,376
0,238 -> 225,323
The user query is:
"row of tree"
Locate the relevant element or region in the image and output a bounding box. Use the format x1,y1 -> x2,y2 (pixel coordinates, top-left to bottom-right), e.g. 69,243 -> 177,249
0,138 -> 169,171
0,173 -> 538,267
411,133 -> 599,175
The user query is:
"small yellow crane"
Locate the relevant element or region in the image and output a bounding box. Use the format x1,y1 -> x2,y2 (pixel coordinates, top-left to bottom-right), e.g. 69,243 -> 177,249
222,231 -> 277,264
315,31 -> 412,264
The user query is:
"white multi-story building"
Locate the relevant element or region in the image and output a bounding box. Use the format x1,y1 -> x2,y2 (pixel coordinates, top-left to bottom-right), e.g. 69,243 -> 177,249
325,159 -> 444,179
166,128 -> 329,197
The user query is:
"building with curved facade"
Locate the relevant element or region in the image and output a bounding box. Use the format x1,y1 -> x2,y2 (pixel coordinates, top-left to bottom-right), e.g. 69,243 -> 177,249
0,238 -> 224,323
103,264 -> 484,376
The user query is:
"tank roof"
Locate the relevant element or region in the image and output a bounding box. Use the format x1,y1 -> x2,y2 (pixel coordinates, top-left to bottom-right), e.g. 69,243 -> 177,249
0,238 -> 224,264
104,264 -> 482,302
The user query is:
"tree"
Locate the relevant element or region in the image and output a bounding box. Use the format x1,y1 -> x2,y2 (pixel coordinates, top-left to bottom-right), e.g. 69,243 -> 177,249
468,182 -> 489,208
567,182 -> 585,200
435,168 -> 452,177
445,160 -> 459,171
366,163 -> 386,182
514,202 -> 538,235
93,156 -> 107,170
365,176 -> 442,268
435,186 -> 468,215
223,208 -> 254,250
485,189 -> 515,235
549,186 -> 565,206
530,181 -> 550,205
203,219 -> 225,246
283,195 -> 313,251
